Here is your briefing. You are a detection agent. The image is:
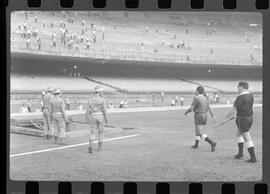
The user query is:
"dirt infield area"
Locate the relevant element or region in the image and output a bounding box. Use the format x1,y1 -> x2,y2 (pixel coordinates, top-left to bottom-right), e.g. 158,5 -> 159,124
9,106 -> 262,181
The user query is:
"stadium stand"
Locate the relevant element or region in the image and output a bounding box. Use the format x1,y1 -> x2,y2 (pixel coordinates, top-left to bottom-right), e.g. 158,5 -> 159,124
88,76 -> 262,93
186,79 -> 262,93
10,73 -> 262,93
10,74 -> 115,92
89,77 -> 197,92
11,11 -> 262,65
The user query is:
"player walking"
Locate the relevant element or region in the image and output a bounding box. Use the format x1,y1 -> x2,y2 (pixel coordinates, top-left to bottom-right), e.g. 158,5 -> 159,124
50,89 -> 69,145
220,81 -> 257,163
184,86 -> 217,151
42,87 -> 54,139
85,86 -> 108,153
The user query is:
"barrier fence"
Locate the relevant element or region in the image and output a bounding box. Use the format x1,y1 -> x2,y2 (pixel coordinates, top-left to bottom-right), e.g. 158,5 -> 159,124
11,41 -> 262,66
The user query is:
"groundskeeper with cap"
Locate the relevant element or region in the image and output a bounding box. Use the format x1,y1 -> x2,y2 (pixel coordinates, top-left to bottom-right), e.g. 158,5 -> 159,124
50,89 -> 69,145
85,85 -> 108,153
42,87 -> 54,139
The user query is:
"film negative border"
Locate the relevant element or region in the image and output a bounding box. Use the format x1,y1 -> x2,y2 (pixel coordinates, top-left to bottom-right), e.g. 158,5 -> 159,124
4,0 -> 270,193
16,0 -> 270,9
7,0 -> 270,10
8,182 -> 269,193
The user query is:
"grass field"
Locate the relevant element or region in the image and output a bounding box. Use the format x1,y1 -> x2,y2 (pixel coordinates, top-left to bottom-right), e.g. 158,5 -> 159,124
9,106 -> 262,181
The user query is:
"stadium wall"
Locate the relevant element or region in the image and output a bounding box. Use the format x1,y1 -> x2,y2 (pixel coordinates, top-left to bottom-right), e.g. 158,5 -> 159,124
11,52 -> 262,80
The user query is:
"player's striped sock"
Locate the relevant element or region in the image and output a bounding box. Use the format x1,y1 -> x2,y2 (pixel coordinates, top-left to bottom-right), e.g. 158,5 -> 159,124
238,143 -> 244,155
202,134 -> 217,151
195,136 -> 200,147
246,141 -> 257,161
237,136 -> 244,156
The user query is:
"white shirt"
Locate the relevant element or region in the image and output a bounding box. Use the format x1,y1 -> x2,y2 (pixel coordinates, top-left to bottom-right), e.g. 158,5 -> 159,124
20,107 -> 29,113
239,91 -> 250,96
78,105 -> 84,110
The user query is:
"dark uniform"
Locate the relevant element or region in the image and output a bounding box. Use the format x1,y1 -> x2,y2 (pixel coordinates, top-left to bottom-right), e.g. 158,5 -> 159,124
192,94 -> 209,126
233,90 -> 257,163
185,86 -> 216,151
234,91 -> 254,133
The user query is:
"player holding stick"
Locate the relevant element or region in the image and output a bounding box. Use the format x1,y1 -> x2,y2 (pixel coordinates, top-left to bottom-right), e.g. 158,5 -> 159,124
219,81 -> 257,163
184,86 -> 217,151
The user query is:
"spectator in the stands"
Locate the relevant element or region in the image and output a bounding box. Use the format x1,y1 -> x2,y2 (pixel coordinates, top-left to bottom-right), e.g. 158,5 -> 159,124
26,38 -> 30,49
250,54 -> 254,62
119,99 -> 124,108
23,22 -> 27,31
68,39 -> 73,50
86,41 -> 90,50
92,31 -> 97,43
141,42 -> 144,52
215,93 -> 219,103
161,92 -> 164,102
37,36 -> 41,50
52,32 -> 56,40
26,100 -> 31,112
124,99 -> 128,108
26,28 -> 31,39
145,26 -> 149,33
108,102 -> 114,109
65,98 -> 71,110
20,104 -> 29,113
24,11 -> 28,20
82,19 -> 85,26
33,28 -> 38,38
180,97 -> 184,106
171,99 -> 175,106
52,38 -> 56,47
75,43 -> 79,51
186,55 -> 190,62
78,103 -> 85,110
175,96 -> 179,105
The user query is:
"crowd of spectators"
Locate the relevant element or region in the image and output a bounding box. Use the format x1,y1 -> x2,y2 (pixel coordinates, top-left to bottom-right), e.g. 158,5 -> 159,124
11,11 -> 262,65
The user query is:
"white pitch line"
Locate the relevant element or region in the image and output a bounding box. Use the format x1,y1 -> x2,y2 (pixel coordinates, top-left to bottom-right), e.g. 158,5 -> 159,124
10,133 -> 141,158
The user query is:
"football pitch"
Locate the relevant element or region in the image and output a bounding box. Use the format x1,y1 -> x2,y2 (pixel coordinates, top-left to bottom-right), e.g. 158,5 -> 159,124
9,106 -> 262,181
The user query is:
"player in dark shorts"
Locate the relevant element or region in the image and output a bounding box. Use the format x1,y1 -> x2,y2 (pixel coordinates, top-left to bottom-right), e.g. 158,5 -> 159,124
221,81 -> 257,163
185,86 -> 217,151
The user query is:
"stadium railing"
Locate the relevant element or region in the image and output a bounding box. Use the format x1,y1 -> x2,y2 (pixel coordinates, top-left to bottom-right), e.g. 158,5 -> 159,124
11,42 -> 262,66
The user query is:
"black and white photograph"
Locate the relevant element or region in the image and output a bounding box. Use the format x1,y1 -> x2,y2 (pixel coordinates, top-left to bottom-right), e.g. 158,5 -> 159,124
9,11 -> 262,181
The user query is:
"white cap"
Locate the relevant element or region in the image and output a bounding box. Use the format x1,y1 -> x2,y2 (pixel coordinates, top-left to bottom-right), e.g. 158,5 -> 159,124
53,89 -> 61,94
47,87 -> 54,92
94,85 -> 103,93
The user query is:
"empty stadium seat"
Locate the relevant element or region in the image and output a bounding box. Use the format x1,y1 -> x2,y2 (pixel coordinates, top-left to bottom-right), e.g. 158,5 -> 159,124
10,74 -> 114,92
90,76 -> 262,93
